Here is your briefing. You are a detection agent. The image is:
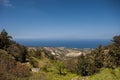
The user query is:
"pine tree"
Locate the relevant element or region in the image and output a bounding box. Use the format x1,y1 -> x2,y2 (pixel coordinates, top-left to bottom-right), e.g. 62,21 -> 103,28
0,29 -> 12,50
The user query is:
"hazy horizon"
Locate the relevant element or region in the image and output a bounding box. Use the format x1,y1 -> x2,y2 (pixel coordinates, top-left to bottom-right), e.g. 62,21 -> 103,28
0,0 -> 120,40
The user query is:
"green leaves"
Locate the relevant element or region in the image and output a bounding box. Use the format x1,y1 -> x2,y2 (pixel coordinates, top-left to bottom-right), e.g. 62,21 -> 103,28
0,29 -> 12,50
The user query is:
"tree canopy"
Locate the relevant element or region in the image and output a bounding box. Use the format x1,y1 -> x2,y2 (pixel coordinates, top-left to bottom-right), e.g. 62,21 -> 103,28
0,29 -> 27,62
0,29 -> 12,50
76,35 -> 120,76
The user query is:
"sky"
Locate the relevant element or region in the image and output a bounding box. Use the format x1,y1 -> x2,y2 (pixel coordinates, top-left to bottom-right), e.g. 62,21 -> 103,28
0,0 -> 120,40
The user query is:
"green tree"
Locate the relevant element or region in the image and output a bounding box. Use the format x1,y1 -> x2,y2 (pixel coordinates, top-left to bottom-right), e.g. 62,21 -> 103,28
104,35 -> 120,68
112,35 -> 120,46
7,43 -> 27,62
76,45 -> 104,76
55,60 -> 67,75
0,29 -> 12,50
18,45 -> 27,62
77,54 -> 89,76
93,45 -> 104,68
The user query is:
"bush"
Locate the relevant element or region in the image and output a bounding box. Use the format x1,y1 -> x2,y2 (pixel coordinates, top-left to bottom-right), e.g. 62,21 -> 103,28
0,49 -> 16,79
29,57 -> 39,68
76,54 -> 100,76
0,49 -> 31,79
9,63 -> 31,77
55,60 -> 67,75
65,58 -> 77,73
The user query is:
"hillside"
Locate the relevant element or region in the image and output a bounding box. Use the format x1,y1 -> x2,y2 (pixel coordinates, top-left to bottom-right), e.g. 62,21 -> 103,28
0,29 -> 120,80
28,47 -> 92,59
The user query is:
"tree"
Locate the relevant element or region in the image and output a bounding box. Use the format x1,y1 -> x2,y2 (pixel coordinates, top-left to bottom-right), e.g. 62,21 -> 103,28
76,45 -> 104,76
76,54 -> 89,76
99,35 -> 120,68
7,43 -> 27,62
109,35 -> 120,67
76,35 -> 120,76
55,60 -> 67,75
112,35 -> 120,46
93,45 -> 104,68
0,29 -> 12,50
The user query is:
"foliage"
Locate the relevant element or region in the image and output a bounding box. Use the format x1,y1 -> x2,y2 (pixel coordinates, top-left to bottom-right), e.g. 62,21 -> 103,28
0,49 -> 15,80
65,58 -> 77,73
76,35 -> 120,76
0,29 -> 30,79
7,43 -> 28,62
0,29 -> 12,50
0,49 -> 31,79
89,68 -> 120,80
104,35 -> 120,68
77,54 -> 88,76
1,28 -> 120,79
29,57 -> 39,68
0,29 -> 28,62
55,60 -> 67,75
28,49 -> 42,59
9,62 -> 31,77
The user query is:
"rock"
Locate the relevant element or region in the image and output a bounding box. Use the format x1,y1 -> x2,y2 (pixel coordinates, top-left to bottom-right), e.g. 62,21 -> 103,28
31,68 -> 39,72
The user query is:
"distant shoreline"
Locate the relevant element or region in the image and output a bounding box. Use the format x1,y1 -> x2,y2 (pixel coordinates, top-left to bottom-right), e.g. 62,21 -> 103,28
27,46 -> 94,50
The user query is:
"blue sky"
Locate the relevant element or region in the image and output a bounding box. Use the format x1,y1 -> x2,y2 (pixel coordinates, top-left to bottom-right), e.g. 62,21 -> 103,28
0,0 -> 120,40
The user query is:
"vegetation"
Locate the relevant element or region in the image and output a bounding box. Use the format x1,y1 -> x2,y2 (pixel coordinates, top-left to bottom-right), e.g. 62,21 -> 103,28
88,68 -> 120,80
76,35 -> 120,77
0,29 -> 30,79
0,29 -> 120,80
0,29 -> 12,50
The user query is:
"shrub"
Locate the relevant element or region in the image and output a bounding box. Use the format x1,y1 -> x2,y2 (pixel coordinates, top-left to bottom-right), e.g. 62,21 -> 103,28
0,49 -> 16,79
0,49 -> 31,79
9,63 -> 31,77
55,60 -> 67,75
29,57 -> 39,68
76,54 -> 100,76
65,58 -> 77,73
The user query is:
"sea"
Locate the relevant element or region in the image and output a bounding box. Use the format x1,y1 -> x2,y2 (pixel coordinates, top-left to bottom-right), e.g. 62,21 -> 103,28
15,39 -> 111,49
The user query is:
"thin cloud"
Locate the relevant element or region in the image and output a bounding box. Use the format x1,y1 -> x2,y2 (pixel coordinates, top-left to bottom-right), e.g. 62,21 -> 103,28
0,0 -> 12,7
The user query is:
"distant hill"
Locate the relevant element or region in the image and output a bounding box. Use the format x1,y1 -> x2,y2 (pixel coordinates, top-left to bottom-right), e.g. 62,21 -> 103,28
28,47 -> 92,60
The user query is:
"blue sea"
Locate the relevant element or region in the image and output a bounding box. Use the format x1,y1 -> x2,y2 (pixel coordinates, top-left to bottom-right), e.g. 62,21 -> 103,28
15,39 -> 111,49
